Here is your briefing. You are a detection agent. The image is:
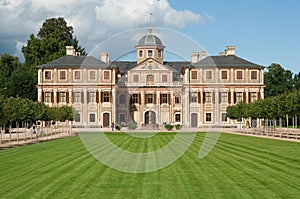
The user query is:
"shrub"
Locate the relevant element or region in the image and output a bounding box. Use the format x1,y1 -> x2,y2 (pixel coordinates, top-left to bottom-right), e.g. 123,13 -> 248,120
175,124 -> 182,130
128,122 -> 137,130
164,124 -> 173,131
115,124 -> 121,131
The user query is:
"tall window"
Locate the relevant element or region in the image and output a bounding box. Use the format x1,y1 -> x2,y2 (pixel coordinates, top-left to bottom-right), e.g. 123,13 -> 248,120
221,70 -> 228,80
251,71 -> 258,80
103,92 -> 110,102
104,71 -> 110,80
191,92 -> 197,102
161,94 -> 168,103
175,94 -> 181,104
131,94 -> 139,104
133,75 -> 139,82
236,71 -> 243,80
75,113 -> 81,122
221,92 -> 228,103
74,71 -> 81,80
148,50 -> 153,57
74,92 -> 81,103
205,92 -> 212,103
175,114 -> 181,122
44,71 -> 52,80
139,50 -> 143,57
119,94 -> 126,104
59,92 -> 66,103
206,113 -> 212,122
89,92 -> 96,103
162,75 -> 168,82
191,71 -> 198,79
89,113 -> 96,123
44,92 -> 51,102
59,71 -> 66,80
250,92 -> 257,102
89,71 -> 96,80
205,70 -> 212,80
236,92 -> 243,103
146,94 -> 153,104
221,113 -> 227,122
158,50 -> 162,58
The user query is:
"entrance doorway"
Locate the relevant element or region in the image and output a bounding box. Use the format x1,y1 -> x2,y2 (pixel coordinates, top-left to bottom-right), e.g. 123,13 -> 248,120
145,111 -> 156,125
103,113 -> 110,127
191,113 -> 198,127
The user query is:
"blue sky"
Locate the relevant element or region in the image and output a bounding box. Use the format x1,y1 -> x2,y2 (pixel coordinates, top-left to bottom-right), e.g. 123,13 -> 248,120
0,0 -> 299,73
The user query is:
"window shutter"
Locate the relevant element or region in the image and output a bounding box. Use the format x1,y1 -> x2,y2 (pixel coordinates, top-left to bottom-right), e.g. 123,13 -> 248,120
160,94 -> 162,104
138,94 -> 141,104
198,92 -> 201,103
219,92 -> 222,104
153,94 -> 156,104
203,92 -> 206,103
168,94 -> 171,105
42,92 -> 44,103
234,92 -> 236,104
212,92 -> 215,104
81,92 -> 84,103
258,92 -> 261,100
96,91 -> 99,103
110,92 -> 112,102
243,92 -> 246,102
228,92 -> 231,104
51,92 -> 54,103
57,92 -> 60,103
87,92 -> 90,103
66,92 -> 69,103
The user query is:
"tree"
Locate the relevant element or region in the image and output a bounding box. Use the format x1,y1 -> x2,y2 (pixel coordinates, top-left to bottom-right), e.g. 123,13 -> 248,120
264,63 -> 294,97
22,17 -> 86,67
294,72 -> 300,90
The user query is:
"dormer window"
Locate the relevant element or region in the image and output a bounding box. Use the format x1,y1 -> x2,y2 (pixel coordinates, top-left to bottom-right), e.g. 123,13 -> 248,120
139,50 -> 143,58
148,50 -> 153,57
158,50 -> 162,58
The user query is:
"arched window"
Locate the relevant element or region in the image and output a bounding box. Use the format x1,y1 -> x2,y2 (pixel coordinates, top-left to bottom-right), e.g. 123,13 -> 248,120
175,94 -> 181,104
119,94 -> 126,104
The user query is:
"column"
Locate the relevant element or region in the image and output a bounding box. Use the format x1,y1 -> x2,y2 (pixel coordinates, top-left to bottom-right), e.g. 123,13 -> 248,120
112,88 -> 116,125
170,91 -> 173,123
68,89 -> 72,104
245,89 -> 249,103
157,91 -> 160,125
53,89 -> 57,105
38,89 -> 43,102
230,89 -> 234,105
215,89 -> 219,124
98,89 -> 102,126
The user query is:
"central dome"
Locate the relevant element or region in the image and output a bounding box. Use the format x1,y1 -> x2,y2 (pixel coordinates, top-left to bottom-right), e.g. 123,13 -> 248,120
137,28 -> 164,47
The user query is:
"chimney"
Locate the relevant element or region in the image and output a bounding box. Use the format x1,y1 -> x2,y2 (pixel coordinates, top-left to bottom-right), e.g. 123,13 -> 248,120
219,51 -> 226,56
200,51 -> 207,60
225,46 -> 236,56
101,52 -> 110,63
191,52 -> 200,63
66,46 -> 75,56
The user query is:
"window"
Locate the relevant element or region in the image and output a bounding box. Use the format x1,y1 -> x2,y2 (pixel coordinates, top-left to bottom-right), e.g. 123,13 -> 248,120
205,70 -> 212,80
162,74 -> 168,82
162,94 -> 168,104
236,70 -> 243,80
131,94 -> 139,104
148,50 -> 153,57
44,92 -> 51,102
104,71 -> 110,80
206,113 -> 212,122
191,71 -> 198,79
221,70 -> 228,80
119,94 -> 126,104
89,113 -> 96,123
133,75 -> 139,82
146,75 -> 154,85
139,50 -> 143,57
89,92 -> 96,103
74,92 -> 81,103
59,71 -> 66,80
103,92 -> 110,102
221,92 -> 228,103
205,92 -> 212,103
75,113 -> 81,122
221,113 -> 227,122
120,113 -> 126,123
59,92 -> 66,103
250,92 -> 257,102
236,92 -> 243,103
251,71 -> 258,80
146,94 -> 153,104
191,92 -> 197,102
158,50 -> 162,58
175,95 -> 181,104
44,71 -> 52,80
74,71 -> 81,80
89,71 -> 96,80
175,114 -> 181,122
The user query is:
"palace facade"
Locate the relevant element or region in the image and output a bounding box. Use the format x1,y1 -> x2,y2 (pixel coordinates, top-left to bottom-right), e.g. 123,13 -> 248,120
37,28 -> 264,128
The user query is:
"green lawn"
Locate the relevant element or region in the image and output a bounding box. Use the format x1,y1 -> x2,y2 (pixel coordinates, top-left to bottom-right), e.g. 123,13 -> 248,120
0,132 -> 300,198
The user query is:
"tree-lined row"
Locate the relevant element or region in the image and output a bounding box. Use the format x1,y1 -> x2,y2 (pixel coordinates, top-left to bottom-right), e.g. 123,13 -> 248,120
226,90 -> 300,126
0,96 -> 75,126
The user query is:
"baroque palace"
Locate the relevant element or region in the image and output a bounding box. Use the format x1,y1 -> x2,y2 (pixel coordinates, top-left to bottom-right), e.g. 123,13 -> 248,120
37,28 -> 264,128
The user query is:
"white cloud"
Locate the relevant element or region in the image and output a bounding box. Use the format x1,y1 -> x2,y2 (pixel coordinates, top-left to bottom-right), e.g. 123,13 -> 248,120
0,0 -> 212,58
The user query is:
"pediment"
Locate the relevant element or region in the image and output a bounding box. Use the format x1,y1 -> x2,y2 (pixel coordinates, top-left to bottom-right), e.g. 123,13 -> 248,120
130,58 -> 175,72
